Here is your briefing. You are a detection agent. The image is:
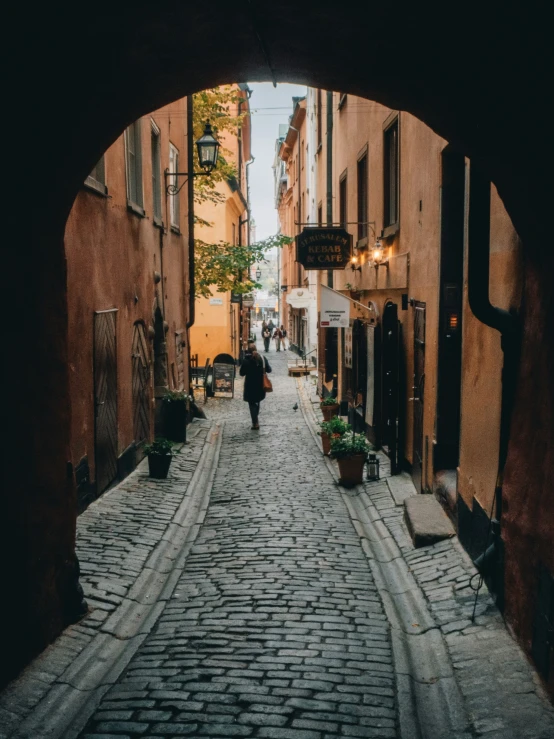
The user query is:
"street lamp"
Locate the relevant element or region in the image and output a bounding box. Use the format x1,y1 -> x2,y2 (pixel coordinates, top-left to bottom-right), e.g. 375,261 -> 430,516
255,269 -> 262,280
196,122 -> 220,172
165,121 -> 220,195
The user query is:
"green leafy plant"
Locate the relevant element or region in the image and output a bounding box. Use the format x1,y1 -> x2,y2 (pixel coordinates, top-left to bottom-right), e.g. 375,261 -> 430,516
320,396 -> 339,407
330,433 -> 372,460
194,232 -> 293,300
320,417 -> 351,436
143,437 -> 174,456
162,390 -> 192,403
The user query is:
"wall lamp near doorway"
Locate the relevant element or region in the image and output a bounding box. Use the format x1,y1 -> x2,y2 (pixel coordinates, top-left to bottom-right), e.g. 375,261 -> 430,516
165,121 -> 220,195
370,236 -> 389,268
350,255 -> 362,272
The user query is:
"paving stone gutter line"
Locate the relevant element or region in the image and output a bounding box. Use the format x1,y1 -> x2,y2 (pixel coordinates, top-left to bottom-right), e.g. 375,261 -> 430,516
296,377 -> 554,739
1,421 -> 223,739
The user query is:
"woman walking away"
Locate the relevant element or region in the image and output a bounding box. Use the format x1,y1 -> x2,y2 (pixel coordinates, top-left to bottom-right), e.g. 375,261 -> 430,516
262,325 -> 271,352
240,344 -> 272,430
280,324 -> 287,351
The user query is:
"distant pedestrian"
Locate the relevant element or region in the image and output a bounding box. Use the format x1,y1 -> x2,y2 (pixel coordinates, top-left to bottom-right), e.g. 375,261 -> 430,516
262,326 -> 271,352
267,319 -> 275,335
273,327 -> 283,351
240,345 -> 272,430
280,325 -> 288,351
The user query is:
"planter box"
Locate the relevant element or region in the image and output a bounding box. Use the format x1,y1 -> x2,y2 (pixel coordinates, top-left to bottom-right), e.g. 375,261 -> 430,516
162,399 -> 187,443
321,403 -> 339,421
337,454 -> 366,487
148,453 -> 172,479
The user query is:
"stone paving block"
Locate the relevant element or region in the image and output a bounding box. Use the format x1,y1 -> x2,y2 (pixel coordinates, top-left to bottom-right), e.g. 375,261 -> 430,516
404,495 -> 456,547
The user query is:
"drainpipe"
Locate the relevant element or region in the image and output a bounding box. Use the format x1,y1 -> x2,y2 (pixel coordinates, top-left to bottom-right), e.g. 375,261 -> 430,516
186,94 -> 195,332
467,162 -> 520,610
326,90 -> 333,288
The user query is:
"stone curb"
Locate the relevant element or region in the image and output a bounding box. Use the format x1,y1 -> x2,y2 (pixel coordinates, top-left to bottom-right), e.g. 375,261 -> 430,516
8,422 -> 224,739
295,380 -> 471,739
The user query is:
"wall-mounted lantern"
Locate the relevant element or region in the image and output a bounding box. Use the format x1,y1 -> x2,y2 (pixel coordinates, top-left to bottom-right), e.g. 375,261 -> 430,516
255,268 -> 262,280
371,238 -> 389,268
350,255 -> 362,272
165,121 -> 220,195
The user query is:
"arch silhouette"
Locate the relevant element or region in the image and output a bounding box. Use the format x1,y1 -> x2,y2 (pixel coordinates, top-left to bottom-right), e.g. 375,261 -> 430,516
5,1 -> 553,688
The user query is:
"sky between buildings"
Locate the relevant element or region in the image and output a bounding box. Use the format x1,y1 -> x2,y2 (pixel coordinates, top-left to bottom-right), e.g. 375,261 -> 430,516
247,82 -> 307,242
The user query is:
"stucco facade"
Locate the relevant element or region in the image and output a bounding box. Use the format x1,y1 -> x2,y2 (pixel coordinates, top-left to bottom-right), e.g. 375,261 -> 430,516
65,97 -> 192,511
190,86 -> 252,365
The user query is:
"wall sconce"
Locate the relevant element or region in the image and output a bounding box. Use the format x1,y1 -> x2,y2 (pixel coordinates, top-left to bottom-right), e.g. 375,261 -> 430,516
350,255 -> 362,272
165,121 -> 220,195
371,238 -> 388,268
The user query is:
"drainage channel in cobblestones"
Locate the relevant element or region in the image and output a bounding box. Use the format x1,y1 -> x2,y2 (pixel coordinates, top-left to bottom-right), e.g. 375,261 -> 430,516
1,421 -> 223,739
75,350 -> 400,739
297,375 -> 554,739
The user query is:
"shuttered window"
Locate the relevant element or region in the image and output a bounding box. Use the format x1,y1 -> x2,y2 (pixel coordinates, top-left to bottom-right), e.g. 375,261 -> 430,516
384,119 -> 399,228
125,120 -> 143,209
151,122 -> 162,223
339,173 -> 347,228
169,143 -> 180,230
357,153 -> 368,240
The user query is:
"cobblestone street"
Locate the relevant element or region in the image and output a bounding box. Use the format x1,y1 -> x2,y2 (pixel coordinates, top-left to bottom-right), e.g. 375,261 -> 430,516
1,344 -> 553,739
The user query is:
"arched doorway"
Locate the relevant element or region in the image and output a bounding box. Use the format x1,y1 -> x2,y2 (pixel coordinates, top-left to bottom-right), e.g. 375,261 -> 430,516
6,3 -> 553,686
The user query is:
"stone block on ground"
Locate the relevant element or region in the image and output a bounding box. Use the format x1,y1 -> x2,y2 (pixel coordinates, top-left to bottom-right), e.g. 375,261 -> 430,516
404,495 -> 455,548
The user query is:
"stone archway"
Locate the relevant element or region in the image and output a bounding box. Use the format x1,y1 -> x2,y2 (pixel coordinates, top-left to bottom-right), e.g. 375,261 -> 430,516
5,1 -> 552,686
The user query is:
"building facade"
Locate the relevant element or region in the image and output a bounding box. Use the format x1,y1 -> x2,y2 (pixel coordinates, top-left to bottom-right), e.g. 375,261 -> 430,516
65,97 -> 193,512
190,85 -> 252,365
279,88 -> 551,686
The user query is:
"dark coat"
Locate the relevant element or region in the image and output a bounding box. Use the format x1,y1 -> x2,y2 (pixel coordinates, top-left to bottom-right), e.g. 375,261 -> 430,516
240,354 -> 272,402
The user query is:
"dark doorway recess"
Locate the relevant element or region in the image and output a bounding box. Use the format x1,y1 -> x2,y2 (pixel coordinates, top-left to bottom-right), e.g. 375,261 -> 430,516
382,301 -> 401,473
324,327 -> 339,393
93,309 -> 118,496
435,148 -> 465,472
412,301 -> 426,494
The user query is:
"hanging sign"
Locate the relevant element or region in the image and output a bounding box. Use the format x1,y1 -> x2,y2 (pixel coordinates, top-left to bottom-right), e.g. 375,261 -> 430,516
212,363 -> 235,398
231,292 -> 241,304
296,227 -> 352,270
320,285 -> 350,328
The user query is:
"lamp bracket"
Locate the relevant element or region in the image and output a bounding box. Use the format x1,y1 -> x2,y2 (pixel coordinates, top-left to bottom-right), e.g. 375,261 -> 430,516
164,168 -> 211,195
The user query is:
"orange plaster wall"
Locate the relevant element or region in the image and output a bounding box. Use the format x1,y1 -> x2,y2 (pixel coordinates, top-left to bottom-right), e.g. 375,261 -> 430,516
65,99 -> 190,483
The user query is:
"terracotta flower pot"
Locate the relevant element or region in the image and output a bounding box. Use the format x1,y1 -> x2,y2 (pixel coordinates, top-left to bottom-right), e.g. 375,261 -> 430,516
337,454 -> 366,487
148,453 -> 172,479
321,403 -> 339,421
321,432 -> 331,456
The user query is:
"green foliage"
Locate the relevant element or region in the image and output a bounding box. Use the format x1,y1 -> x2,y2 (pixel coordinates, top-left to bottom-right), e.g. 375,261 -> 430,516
320,417 -> 351,436
192,86 -> 293,298
162,390 -> 192,404
195,233 -> 293,300
144,437 -> 174,456
193,87 -> 246,205
330,433 -> 372,460
320,396 -> 339,407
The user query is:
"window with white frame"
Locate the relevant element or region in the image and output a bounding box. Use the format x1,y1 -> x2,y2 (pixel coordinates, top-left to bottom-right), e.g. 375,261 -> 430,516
85,156 -> 107,194
169,143 -> 180,230
125,120 -> 143,209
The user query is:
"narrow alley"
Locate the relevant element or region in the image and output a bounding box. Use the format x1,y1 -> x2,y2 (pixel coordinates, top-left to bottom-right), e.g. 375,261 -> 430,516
2,345 -> 552,739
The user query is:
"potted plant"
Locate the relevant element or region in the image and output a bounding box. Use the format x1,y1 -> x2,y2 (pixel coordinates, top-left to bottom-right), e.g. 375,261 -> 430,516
330,433 -> 372,487
144,437 -> 174,479
320,416 -> 351,456
162,390 -> 191,443
320,395 -> 340,421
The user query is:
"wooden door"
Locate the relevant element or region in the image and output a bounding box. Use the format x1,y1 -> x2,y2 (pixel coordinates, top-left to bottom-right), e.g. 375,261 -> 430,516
132,322 -> 151,445
412,301 -> 426,493
94,310 -> 118,495
382,301 -> 400,473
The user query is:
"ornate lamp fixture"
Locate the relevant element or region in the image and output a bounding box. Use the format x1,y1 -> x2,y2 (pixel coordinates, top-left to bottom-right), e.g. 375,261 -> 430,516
371,238 -> 389,268
350,255 -> 362,272
165,121 -> 220,195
